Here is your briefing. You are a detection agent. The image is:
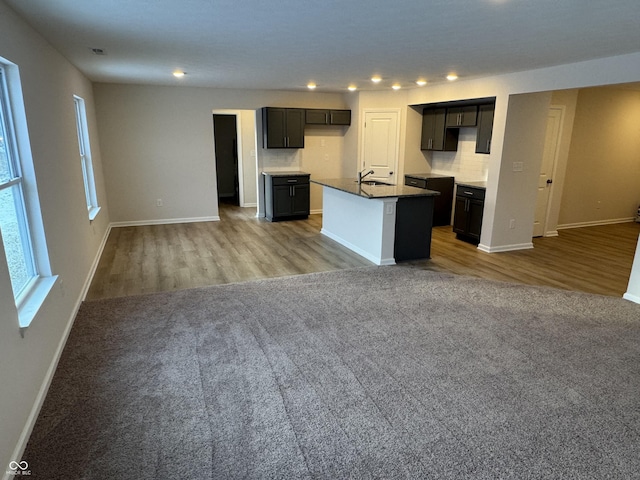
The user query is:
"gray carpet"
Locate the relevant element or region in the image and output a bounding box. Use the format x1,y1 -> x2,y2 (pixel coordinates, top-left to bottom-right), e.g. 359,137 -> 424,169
23,265 -> 640,479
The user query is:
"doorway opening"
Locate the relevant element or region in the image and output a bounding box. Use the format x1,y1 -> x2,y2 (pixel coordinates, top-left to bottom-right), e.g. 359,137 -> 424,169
213,114 -> 240,206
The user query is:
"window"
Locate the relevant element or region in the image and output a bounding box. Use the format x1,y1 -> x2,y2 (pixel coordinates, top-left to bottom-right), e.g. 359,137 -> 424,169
0,66 -> 35,299
0,61 -> 55,327
73,95 -> 100,220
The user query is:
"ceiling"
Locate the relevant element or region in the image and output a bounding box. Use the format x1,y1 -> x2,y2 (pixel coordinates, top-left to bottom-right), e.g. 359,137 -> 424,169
5,0 -> 640,92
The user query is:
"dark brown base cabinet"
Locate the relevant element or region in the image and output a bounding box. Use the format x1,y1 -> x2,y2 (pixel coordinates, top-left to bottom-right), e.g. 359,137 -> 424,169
264,173 -> 310,221
453,185 -> 485,244
394,196 -> 435,261
404,174 -> 454,226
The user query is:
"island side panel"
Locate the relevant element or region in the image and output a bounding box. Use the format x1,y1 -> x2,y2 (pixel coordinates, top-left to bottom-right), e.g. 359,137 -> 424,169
394,196 -> 436,261
320,186 -> 397,265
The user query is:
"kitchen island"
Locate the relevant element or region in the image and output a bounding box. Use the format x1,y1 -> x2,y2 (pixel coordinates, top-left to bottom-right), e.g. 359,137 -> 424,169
312,178 -> 440,265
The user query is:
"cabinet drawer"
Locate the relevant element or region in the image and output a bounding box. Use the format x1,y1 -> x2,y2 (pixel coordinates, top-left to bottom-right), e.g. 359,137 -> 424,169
404,177 -> 427,189
456,185 -> 485,200
271,175 -> 309,186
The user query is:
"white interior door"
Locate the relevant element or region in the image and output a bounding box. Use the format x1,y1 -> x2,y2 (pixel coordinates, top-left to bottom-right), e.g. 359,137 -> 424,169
533,107 -> 563,237
361,110 -> 400,184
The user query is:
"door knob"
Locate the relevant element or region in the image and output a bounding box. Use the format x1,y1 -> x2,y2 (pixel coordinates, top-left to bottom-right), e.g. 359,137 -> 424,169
546,179 -> 553,184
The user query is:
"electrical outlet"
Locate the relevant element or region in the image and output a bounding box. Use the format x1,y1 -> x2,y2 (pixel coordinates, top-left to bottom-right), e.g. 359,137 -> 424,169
156,199 -> 163,207
512,162 -> 523,172
509,219 -> 516,229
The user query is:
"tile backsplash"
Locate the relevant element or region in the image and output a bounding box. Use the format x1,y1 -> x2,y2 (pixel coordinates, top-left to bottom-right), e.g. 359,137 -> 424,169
429,128 -> 489,183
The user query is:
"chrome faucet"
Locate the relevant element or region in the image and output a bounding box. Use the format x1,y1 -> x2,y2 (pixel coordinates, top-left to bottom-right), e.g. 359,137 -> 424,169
357,169 -> 375,184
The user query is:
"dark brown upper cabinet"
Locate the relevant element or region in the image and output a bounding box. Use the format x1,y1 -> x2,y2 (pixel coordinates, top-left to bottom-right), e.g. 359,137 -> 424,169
475,103 -> 495,154
445,105 -> 478,128
421,107 -> 458,151
262,108 -> 305,148
305,109 -> 351,126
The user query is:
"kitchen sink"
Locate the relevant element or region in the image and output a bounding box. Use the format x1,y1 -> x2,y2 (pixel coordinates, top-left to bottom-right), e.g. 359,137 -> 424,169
357,180 -> 393,186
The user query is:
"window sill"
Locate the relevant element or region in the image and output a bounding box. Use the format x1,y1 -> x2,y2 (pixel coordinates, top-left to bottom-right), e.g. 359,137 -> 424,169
17,275 -> 58,328
88,206 -> 101,221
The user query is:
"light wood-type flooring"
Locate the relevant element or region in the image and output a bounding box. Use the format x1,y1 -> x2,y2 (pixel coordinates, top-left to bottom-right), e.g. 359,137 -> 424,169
86,203 -> 640,300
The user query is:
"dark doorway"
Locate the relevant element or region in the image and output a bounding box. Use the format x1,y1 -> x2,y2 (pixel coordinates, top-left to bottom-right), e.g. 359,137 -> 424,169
213,114 -> 239,205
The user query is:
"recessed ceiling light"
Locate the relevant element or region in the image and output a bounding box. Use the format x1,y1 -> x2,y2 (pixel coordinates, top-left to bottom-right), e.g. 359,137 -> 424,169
416,79 -> 427,86
371,76 -> 382,83
392,84 -> 401,90
173,71 -> 186,78
446,74 -> 458,81
307,83 -> 317,90
348,85 -> 357,91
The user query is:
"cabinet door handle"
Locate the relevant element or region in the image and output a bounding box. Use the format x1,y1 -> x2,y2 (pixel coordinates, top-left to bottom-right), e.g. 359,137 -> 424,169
486,139 -> 490,152
409,180 -> 417,185
464,191 -> 474,195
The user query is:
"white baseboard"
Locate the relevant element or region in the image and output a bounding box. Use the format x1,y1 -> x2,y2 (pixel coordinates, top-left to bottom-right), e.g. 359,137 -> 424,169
320,228 -> 394,265
110,216 -> 220,228
557,217 -> 635,230
623,292 -> 640,304
5,223 -> 111,480
7,302 -> 79,479
81,224 -> 112,301
478,242 -> 534,253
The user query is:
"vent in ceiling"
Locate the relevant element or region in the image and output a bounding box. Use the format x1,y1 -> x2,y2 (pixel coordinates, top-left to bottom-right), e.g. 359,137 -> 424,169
90,48 -> 107,55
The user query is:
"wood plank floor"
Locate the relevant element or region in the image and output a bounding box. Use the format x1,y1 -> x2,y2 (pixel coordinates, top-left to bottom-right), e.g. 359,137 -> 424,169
417,222 -> 640,297
87,203 -> 640,300
86,204 -> 371,300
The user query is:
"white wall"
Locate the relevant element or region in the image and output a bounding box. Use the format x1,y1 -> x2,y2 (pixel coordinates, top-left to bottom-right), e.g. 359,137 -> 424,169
397,51 -> 640,251
4,11 -> 640,470
427,128 -> 492,184
94,83 -> 350,222
0,1 -> 110,471
559,86 -> 640,227
487,92 -> 552,251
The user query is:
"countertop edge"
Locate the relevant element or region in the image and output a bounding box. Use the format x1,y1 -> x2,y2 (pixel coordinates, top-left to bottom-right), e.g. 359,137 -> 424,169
312,178 -> 440,199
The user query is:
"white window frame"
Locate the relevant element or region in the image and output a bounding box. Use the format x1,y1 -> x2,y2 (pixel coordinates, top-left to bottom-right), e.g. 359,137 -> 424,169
73,95 -> 100,220
0,60 -> 56,328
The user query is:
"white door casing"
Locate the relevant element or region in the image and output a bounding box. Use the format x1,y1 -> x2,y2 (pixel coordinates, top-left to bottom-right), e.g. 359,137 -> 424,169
361,109 -> 400,184
533,106 -> 563,237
